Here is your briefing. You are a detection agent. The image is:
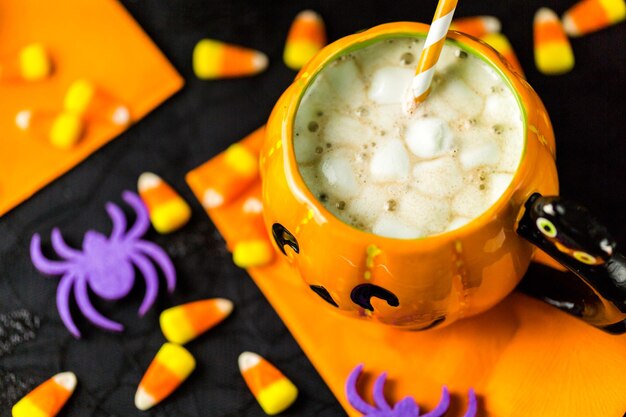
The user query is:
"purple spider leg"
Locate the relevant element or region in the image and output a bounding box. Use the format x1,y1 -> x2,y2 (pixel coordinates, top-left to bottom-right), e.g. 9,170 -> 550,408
51,228 -> 81,259
105,202 -> 127,241
346,364 -> 377,415
122,191 -> 150,240
30,234 -> 71,275
135,240 -> 176,293
462,389 -> 477,417
56,273 -> 81,338
372,372 -> 392,411
420,386 -> 450,417
131,253 -> 159,316
74,275 -> 124,333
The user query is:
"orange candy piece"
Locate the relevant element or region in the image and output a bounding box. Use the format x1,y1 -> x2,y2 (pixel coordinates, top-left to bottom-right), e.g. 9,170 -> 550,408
64,79 -> 131,126
534,8 -> 575,75
138,172 -> 191,234
283,10 -> 326,70
239,352 -> 298,415
135,343 -> 196,411
450,16 -> 502,38
15,109 -> 84,149
193,39 -> 268,79
186,126 -> 264,210
563,0 -> 626,37
12,372 -> 77,417
160,298 -> 234,344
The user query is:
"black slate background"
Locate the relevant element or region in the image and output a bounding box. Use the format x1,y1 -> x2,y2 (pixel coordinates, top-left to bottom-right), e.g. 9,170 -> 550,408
0,0 -> 624,416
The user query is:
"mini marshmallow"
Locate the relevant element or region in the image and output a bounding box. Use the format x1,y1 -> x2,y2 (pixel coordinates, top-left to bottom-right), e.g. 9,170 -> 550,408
369,138 -> 410,182
483,92 -> 521,125
434,78 -> 484,118
368,67 -> 413,104
372,214 -> 424,239
397,192 -> 451,235
487,172 -> 513,205
459,141 -> 500,169
405,118 -> 454,158
323,114 -> 372,148
321,151 -> 359,197
412,157 -> 463,197
460,62 -> 501,97
324,58 -> 366,104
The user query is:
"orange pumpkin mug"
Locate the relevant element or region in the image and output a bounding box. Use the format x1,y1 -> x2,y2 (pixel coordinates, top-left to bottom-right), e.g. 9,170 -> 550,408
260,22 -> 626,332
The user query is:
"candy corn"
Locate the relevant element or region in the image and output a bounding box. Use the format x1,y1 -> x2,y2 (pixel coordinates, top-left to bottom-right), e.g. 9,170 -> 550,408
64,79 -> 130,126
12,372 -> 76,417
160,298 -> 233,344
231,184 -> 274,268
450,16 -> 501,38
138,172 -> 191,234
534,8 -> 575,75
186,126 -> 265,210
283,10 -> 326,70
480,33 -> 525,76
193,39 -> 268,79
562,0 -> 626,37
16,109 -> 84,149
135,343 -> 196,411
239,352 -> 298,415
0,43 -> 52,82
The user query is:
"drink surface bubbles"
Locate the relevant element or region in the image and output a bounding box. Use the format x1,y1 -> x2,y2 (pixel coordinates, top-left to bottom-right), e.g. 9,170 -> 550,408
294,37 -> 524,239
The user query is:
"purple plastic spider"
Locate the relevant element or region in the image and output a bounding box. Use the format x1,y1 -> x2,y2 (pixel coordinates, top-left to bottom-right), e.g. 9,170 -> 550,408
346,364 -> 477,417
30,191 -> 176,338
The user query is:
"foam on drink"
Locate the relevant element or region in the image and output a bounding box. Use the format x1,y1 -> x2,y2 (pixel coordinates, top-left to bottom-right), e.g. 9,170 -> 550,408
294,37 -> 523,239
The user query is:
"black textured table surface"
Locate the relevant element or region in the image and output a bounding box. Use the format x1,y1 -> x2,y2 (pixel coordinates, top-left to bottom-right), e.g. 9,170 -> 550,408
1,0 -> 624,416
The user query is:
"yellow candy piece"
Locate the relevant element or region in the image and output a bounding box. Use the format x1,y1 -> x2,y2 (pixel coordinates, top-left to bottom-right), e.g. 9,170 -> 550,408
239,351 -> 298,415
138,172 -> 191,234
64,79 -> 95,114
135,343 -> 196,411
224,143 -> 258,177
534,8 -> 575,75
233,239 -> 273,268
49,112 -> 84,149
193,39 -> 268,80
19,43 -> 52,81
12,372 -> 77,417
283,10 -> 326,70
160,298 -> 233,344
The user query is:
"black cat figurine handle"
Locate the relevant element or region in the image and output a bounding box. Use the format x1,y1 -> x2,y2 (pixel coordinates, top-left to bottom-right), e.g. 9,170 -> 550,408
516,193 -> 626,333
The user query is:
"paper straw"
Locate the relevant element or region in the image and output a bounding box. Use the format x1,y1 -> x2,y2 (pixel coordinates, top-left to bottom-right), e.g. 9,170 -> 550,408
406,0 -> 458,112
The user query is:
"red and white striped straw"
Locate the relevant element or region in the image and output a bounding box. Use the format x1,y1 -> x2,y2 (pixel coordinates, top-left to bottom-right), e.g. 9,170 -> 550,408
405,0 -> 458,112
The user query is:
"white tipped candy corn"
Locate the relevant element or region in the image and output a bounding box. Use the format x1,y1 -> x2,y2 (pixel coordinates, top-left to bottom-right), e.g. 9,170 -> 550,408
138,173 -> 191,234
12,372 -> 77,417
239,352 -> 298,415
135,343 -> 196,410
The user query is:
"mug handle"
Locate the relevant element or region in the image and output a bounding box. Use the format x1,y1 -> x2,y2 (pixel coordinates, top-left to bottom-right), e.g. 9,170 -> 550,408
516,193 -> 626,334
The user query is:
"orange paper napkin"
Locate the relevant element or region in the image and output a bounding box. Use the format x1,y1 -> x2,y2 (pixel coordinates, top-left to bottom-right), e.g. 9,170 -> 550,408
0,0 -> 183,216
187,130 -> 626,417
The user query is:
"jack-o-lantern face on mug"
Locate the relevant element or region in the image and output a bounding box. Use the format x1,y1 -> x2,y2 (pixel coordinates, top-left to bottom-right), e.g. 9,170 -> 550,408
260,22 -> 626,332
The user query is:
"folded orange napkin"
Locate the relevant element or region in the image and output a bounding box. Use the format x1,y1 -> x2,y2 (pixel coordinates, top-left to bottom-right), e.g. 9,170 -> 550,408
0,0 -> 183,216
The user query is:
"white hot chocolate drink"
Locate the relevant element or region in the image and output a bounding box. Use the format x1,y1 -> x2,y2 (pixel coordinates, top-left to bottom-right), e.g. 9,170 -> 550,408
293,37 -> 524,239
